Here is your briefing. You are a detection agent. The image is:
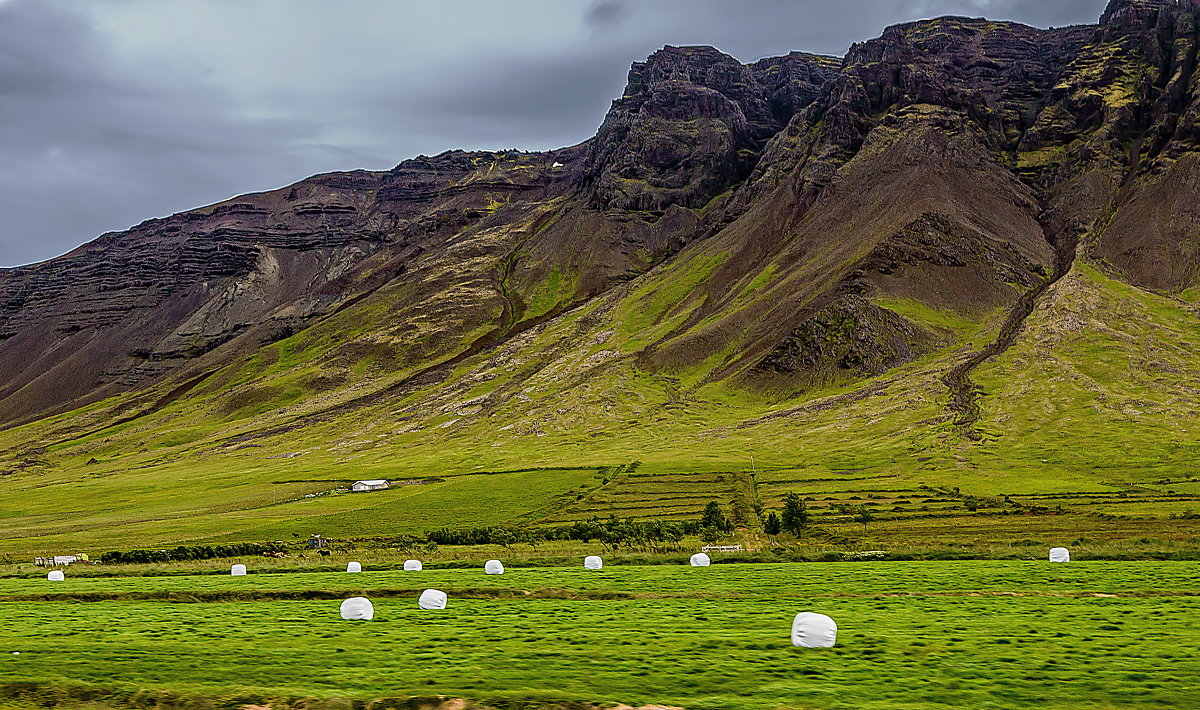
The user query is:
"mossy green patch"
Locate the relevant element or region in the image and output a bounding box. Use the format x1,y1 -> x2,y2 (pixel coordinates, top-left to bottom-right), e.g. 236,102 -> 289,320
871,297 -> 985,338
614,249 -> 730,350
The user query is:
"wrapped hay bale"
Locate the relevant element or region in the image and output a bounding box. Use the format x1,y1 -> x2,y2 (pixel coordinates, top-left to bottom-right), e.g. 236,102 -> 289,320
584,555 -> 603,570
339,596 -> 374,620
418,589 -> 447,610
791,612 -> 837,648
346,561 -> 362,573
484,559 -> 505,575
689,552 -> 711,567
1049,547 -> 1070,563
46,570 -> 64,582
230,564 -> 247,576
403,559 -> 423,571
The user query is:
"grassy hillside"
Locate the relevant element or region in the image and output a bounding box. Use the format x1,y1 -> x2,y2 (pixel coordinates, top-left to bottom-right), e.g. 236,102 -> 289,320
1,261 -> 1197,556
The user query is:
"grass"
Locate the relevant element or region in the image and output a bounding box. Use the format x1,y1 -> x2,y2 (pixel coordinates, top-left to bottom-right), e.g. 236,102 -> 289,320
0,468 -> 600,553
969,263 -> 1200,487
1,562 -> 1198,709
1,260 -> 1198,557
613,249 -> 730,350
870,296 -> 989,340
522,265 -> 575,321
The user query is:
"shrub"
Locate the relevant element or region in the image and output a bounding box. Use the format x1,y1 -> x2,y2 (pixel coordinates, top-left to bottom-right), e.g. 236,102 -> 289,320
99,542 -> 286,565
700,501 -> 732,532
781,493 -> 809,534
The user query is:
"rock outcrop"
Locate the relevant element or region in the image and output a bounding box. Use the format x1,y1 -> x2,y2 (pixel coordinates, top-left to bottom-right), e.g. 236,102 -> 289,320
582,46 -> 838,212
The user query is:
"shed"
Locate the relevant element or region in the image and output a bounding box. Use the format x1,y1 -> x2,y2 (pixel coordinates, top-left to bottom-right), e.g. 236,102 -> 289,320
351,480 -> 390,492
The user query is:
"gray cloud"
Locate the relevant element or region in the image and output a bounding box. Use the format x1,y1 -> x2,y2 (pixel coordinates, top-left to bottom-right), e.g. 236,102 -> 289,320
0,0 -> 361,267
0,0 -> 1109,266
585,0 -> 629,31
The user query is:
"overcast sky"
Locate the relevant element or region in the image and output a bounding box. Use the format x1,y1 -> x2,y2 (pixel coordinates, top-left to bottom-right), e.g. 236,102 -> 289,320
0,0 -> 1108,267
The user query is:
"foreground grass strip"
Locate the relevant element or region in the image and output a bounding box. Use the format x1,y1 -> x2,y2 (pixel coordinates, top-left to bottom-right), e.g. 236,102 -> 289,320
1,563 -> 1199,709
3,596 -> 1198,709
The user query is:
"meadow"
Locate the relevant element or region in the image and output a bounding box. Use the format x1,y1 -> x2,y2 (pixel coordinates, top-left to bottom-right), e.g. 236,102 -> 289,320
2,561 -> 1199,710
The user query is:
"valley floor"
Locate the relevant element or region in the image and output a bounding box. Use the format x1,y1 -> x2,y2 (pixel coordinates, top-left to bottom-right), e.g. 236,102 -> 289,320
2,561 -> 1198,709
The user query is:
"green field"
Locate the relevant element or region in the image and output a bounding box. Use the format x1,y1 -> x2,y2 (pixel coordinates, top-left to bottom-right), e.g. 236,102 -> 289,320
2,561 -> 1199,709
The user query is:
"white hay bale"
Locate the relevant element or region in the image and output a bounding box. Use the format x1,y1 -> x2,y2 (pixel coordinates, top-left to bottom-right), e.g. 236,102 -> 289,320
1049,547 -> 1070,563
689,552 -> 711,567
418,589 -> 447,610
46,570 -> 64,582
403,559 -> 423,571
346,561 -> 362,573
584,555 -> 603,570
484,559 -> 505,575
230,564 -> 247,576
791,612 -> 837,648
339,596 -> 374,620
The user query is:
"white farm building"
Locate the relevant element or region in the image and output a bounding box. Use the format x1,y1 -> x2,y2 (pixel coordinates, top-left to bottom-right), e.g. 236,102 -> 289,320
351,479 -> 390,492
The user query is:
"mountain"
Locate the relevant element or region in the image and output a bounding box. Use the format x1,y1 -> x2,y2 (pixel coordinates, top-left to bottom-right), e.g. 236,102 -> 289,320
1,0 -> 1199,553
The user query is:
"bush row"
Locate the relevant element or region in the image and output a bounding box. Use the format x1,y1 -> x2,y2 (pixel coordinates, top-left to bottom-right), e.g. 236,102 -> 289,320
99,542 -> 287,564
424,515 -> 708,552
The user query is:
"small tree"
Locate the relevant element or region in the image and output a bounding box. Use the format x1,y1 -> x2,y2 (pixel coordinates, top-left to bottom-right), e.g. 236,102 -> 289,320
394,534 -> 423,554
660,521 -> 685,549
698,526 -> 722,544
852,505 -> 875,531
763,511 -> 782,535
491,527 -> 517,551
729,498 -> 749,528
780,493 -> 809,534
519,527 -> 546,550
700,501 -> 731,532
